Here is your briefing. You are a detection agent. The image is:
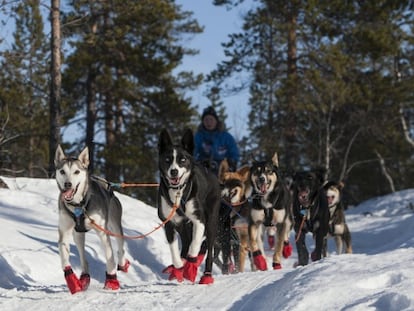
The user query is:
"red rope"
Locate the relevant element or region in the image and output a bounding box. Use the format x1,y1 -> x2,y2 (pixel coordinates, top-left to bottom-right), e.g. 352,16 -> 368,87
86,195 -> 179,240
295,216 -> 307,243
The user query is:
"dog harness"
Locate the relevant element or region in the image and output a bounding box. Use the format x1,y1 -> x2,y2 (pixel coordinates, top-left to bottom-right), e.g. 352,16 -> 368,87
159,179 -> 193,218
251,182 -> 287,227
63,195 -> 91,232
251,197 -> 274,227
298,201 -> 320,232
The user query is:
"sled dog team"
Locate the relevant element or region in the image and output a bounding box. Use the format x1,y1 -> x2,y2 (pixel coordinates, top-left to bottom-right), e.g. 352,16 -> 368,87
55,128 -> 352,294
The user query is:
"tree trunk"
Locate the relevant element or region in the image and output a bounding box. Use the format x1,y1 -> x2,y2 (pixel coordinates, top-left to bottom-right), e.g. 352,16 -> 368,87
85,69 -> 97,172
105,98 -> 117,181
285,1 -> 298,170
48,0 -> 61,176
374,150 -> 395,193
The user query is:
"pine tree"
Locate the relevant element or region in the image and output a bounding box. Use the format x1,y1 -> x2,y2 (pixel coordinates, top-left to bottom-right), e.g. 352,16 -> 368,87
0,0 -> 49,177
211,0 -> 414,202
61,0 -> 203,202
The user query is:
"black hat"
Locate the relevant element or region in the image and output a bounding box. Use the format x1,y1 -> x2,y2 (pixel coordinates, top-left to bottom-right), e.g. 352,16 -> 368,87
202,106 -> 219,121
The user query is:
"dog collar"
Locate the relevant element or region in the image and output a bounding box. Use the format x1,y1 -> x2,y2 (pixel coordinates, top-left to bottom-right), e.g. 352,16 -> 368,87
65,197 -> 88,208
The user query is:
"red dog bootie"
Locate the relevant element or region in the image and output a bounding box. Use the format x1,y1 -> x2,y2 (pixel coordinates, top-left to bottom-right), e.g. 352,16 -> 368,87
283,241 -> 293,258
183,256 -> 198,282
64,266 -> 82,294
104,272 -> 120,290
117,259 -> 130,273
162,265 -> 184,282
199,272 -> 214,285
268,235 -> 275,250
252,250 -> 267,271
196,253 -> 205,267
272,262 -> 282,270
79,273 -> 90,290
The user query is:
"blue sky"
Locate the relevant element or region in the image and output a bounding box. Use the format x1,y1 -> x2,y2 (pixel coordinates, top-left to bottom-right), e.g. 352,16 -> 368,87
176,0 -> 251,139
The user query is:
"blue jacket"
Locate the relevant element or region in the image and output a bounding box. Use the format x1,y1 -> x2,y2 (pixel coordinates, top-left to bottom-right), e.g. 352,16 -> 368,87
194,127 -> 239,170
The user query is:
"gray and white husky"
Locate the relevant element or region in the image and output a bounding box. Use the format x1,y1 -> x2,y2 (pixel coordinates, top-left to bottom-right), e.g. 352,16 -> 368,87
54,145 -> 129,294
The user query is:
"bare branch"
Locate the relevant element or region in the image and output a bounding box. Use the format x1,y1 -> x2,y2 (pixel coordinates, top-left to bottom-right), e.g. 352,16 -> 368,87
339,127 -> 363,181
374,149 -> 395,193
399,107 -> 414,148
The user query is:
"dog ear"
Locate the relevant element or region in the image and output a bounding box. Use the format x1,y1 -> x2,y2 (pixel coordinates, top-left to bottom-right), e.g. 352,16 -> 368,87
54,145 -> 65,167
238,165 -> 250,182
272,152 -> 279,168
181,128 -> 194,154
314,167 -> 327,184
159,129 -> 172,154
78,147 -> 90,169
249,153 -> 257,164
218,159 -> 229,183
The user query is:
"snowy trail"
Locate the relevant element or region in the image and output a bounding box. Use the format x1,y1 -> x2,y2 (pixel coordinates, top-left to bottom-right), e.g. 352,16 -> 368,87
0,177 -> 414,310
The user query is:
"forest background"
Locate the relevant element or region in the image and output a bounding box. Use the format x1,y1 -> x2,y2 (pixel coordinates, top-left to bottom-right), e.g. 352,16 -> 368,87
0,0 -> 413,206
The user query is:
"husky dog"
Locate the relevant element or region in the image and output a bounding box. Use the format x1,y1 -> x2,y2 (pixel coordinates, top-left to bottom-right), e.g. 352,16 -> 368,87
218,159 -> 255,273
323,181 -> 353,256
54,145 -> 130,294
158,129 -> 220,284
249,152 -> 293,271
292,169 -> 330,266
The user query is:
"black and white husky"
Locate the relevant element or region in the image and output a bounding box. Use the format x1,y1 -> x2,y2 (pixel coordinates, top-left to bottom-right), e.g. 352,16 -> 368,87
158,128 -> 220,284
54,145 -> 130,294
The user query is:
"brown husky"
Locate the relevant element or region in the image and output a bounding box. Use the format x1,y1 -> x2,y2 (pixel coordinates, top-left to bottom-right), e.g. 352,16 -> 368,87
218,159 -> 255,272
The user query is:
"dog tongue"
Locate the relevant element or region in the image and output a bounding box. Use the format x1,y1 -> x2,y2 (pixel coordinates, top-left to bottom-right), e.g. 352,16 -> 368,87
260,183 -> 267,194
170,177 -> 180,186
62,188 -> 75,201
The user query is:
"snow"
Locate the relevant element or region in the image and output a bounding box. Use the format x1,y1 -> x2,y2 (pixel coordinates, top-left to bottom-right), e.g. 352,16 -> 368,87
0,176 -> 413,311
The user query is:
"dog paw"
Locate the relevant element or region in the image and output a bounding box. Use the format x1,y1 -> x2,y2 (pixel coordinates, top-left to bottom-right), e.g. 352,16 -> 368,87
311,251 -> 321,261
104,273 -> 120,290
162,265 -> 174,274
117,259 -> 130,273
199,273 -> 214,285
252,250 -> 268,271
272,262 -> 282,270
80,273 -> 90,290
64,266 -> 82,294
221,264 -> 229,275
283,241 -> 293,258
183,258 -> 198,282
162,265 -> 184,282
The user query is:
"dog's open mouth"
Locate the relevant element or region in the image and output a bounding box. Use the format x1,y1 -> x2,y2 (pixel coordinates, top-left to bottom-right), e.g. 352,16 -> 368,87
168,177 -> 181,187
256,181 -> 269,195
61,184 -> 79,202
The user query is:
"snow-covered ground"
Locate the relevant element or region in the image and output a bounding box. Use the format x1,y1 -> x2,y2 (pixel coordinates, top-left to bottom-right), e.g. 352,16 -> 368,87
0,176 -> 413,310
